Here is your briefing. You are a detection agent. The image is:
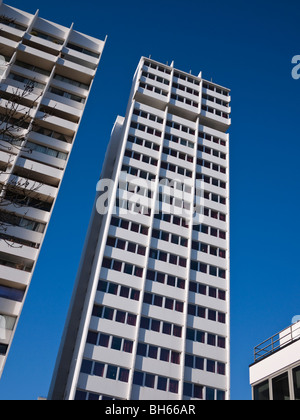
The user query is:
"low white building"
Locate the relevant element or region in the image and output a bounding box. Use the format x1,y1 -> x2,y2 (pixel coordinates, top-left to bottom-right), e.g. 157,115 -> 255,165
0,0 -> 106,377
249,321 -> 300,400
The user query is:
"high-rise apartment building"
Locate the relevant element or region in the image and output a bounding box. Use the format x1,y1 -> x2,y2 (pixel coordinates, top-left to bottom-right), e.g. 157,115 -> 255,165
0,1 -> 105,377
49,57 -> 231,400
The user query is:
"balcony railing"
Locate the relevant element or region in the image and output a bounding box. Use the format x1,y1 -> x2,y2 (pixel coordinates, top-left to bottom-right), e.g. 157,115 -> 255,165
254,322 -> 300,362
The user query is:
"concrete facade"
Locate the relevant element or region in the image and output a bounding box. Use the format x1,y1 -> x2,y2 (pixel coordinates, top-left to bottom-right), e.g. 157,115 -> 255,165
0,0 -> 105,377
49,57 -> 231,400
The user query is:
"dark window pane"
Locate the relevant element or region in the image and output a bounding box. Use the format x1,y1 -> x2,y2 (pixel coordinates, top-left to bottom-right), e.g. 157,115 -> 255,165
272,373 -> 290,400
145,374 -> 155,388
106,365 -> 118,380
93,362 -> 105,377
254,380 -> 270,401
157,377 -> 167,391
133,371 -> 143,386
293,366 -> 300,400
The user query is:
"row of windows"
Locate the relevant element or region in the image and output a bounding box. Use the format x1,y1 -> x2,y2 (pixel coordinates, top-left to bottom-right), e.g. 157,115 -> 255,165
189,281 -> 226,301
186,327 -> 226,349
196,157 -> 227,174
26,141 -> 68,161
97,279 -> 140,301
124,148 -> 158,166
146,269 -> 186,290
171,93 -> 198,108
139,81 -> 168,97
202,206 -> 227,222
115,198 -> 151,217
197,173 -> 226,190
158,177 -> 192,194
106,235 -> 146,256
198,130 -> 227,146
201,105 -> 230,119
49,86 -> 85,104
121,164 -> 156,182
154,211 -> 189,228
130,121 -> 162,138
164,133 -> 194,149
133,108 -> 164,124
141,70 -> 170,86
192,223 -> 227,239
53,73 -> 90,90
198,144 -> 226,160
66,42 -> 100,59
143,292 -> 184,313
172,82 -> 199,97
185,353 -> 225,375
190,260 -> 226,279
102,257 -> 144,278
127,134 -> 160,151
203,82 -> 230,97
202,190 -> 226,205
110,216 -> 149,236
1,212 -> 45,234
86,330 -> 134,354
144,61 -> 172,75
202,93 -> 229,108
140,316 -> 182,338
166,120 -> 195,136
188,304 -> 226,324
92,304 -> 137,327
191,240 -> 226,259
32,125 -> 73,144
133,370 -> 179,394
0,284 -> 25,303
8,72 -> 45,90
162,146 -> 194,163
160,160 -> 192,178
75,390 -> 120,401
14,60 -> 51,76
152,228 -> 188,247
81,359 -> 130,383
149,248 -> 187,268
137,342 -> 181,365
183,382 -> 226,400
174,71 -> 200,86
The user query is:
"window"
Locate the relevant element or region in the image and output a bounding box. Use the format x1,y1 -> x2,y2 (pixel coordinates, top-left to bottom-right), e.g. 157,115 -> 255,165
133,371 -> 144,386
157,377 -> 168,391
119,368 -> 129,383
94,362 -> 105,377
106,365 -> 118,380
293,366 -> 300,400
272,373 -> 290,400
145,374 -> 155,388
99,334 -> 109,348
254,380 -> 270,401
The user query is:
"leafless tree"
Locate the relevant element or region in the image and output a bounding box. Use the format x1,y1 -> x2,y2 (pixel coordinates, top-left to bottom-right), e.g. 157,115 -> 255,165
0,73 -> 51,246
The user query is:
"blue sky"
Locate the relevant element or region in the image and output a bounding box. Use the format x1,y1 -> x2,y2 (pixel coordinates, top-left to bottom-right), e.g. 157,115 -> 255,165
0,0 -> 300,400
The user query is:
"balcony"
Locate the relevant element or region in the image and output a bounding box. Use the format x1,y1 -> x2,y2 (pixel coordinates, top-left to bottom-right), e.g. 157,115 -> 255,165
254,322 -> 300,363
199,105 -> 231,133
15,157 -> 63,187
0,264 -> 31,288
17,44 -> 57,66
27,131 -> 72,154
35,110 -> 77,136
56,57 -> 95,83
